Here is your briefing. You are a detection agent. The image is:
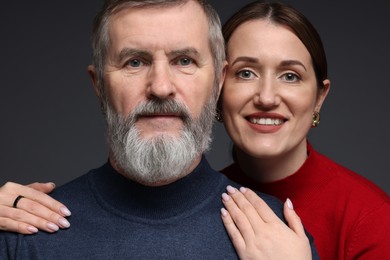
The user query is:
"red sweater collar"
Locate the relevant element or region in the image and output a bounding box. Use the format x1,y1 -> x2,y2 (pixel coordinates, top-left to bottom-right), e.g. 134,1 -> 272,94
220,142 -> 335,208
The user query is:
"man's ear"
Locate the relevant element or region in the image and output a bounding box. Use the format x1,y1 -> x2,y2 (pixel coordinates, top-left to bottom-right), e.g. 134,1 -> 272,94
87,65 -> 101,98
216,61 -> 228,101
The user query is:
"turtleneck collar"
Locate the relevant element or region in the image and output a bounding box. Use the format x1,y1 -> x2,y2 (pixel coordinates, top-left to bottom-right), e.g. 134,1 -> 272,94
221,142 -> 334,208
87,156 -> 222,222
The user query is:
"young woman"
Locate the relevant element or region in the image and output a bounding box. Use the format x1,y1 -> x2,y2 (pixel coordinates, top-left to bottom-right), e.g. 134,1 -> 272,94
218,1 -> 390,259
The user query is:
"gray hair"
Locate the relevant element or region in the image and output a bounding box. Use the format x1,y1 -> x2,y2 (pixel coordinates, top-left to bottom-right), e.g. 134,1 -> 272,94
91,0 -> 225,110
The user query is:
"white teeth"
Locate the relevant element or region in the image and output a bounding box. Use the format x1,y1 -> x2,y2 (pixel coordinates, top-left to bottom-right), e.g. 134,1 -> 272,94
249,118 -> 283,126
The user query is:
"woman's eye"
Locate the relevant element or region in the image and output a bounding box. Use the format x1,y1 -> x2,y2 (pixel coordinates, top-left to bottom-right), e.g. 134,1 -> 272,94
237,69 -> 254,79
283,73 -> 300,82
178,57 -> 193,66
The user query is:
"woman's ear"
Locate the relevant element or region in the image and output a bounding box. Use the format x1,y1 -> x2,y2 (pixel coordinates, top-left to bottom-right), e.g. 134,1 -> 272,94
315,79 -> 330,112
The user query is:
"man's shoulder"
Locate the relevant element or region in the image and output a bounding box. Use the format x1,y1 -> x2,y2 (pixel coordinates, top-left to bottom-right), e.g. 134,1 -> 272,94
51,171 -> 91,198
50,164 -> 107,203
222,175 -> 285,220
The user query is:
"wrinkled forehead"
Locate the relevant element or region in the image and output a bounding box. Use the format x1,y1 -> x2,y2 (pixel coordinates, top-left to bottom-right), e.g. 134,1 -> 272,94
107,2 -> 211,58
109,2 -> 208,40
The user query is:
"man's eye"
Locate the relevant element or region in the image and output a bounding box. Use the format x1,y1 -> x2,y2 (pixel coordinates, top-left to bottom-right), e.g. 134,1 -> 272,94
237,69 -> 254,79
178,57 -> 193,66
127,59 -> 143,67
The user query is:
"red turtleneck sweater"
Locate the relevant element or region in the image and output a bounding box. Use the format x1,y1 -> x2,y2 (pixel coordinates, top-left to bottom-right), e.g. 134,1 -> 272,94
221,144 -> 390,259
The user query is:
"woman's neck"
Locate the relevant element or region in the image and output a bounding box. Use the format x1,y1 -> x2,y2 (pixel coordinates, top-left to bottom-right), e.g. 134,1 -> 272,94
235,140 -> 308,183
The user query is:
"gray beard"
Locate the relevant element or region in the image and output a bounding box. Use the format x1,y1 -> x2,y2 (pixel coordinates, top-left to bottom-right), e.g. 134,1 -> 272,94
105,98 -> 215,186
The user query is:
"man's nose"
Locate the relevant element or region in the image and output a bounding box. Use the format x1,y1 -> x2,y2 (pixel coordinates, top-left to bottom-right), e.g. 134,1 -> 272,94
146,62 -> 176,99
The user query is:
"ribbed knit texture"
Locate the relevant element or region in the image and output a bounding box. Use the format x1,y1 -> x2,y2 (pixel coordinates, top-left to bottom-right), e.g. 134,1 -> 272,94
222,143 -> 390,259
1,157 -> 319,259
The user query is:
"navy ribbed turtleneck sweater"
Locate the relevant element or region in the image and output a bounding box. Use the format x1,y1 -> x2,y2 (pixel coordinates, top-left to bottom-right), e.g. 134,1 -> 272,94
0,157 -> 318,259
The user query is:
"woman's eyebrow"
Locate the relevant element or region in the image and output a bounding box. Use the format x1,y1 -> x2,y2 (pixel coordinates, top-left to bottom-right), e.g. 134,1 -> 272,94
279,60 -> 307,71
230,56 -> 259,66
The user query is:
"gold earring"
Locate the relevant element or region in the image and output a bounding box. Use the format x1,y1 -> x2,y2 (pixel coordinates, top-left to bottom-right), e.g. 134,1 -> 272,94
215,108 -> 223,122
312,111 -> 320,127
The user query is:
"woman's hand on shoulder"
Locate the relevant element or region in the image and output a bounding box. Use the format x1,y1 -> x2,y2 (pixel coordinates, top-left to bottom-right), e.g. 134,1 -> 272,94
220,186 -> 311,260
0,182 -> 71,234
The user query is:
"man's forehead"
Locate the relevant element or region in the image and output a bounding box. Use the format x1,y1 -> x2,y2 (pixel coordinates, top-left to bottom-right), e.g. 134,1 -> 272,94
109,28 -> 210,60
109,33 -> 210,58
110,1 -> 207,24
108,1 -> 209,37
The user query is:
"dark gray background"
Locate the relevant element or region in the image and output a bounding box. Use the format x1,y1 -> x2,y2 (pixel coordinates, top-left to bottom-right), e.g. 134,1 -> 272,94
1,1 -> 389,195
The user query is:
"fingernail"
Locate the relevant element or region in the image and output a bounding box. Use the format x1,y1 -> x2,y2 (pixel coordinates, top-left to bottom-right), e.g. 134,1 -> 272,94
222,193 -> 231,202
226,185 -> 236,194
47,222 -> 59,232
59,218 -> 70,228
27,226 -> 38,233
286,198 -> 294,209
60,206 -> 71,217
48,182 -> 56,188
239,187 -> 248,193
221,208 -> 228,217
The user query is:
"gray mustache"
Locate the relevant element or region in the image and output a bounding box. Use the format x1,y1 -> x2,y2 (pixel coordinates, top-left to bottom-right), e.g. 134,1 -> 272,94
133,99 -> 191,121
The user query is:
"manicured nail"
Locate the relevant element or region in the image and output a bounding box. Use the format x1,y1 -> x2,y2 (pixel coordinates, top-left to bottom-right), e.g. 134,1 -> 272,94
286,198 -> 294,209
239,187 -> 248,193
226,185 -> 236,194
27,226 -> 38,233
222,193 -> 231,202
221,208 -> 228,217
59,218 -> 70,228
47,222 -> 59,232
60,206 -> 71,217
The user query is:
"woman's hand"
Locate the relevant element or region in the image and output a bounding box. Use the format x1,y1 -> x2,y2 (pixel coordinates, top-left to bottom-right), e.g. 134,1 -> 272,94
221,186 -> 311,260
0,182 -> 71,234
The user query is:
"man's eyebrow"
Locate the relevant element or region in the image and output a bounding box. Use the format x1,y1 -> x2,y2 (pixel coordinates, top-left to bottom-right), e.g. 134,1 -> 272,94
115,47 -> 200,63
117,48 -> 152,63
168,48 -> 200,58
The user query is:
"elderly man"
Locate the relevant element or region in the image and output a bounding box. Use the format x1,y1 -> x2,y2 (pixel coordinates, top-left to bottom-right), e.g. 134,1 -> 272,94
0,0 -> 317,259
